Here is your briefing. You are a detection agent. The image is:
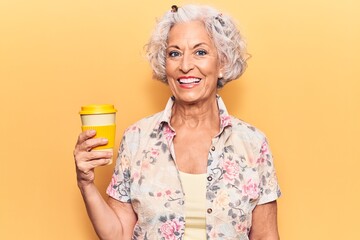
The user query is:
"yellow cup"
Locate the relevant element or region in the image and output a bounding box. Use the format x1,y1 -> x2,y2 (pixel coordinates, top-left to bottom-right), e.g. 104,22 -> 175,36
79,104 -> 117,164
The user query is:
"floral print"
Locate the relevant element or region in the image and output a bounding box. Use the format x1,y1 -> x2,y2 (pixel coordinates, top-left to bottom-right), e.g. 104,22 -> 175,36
158,215 -> 185,240
106,95 -> 281,239
223,158 -> 241,183
242,179 -> 260,200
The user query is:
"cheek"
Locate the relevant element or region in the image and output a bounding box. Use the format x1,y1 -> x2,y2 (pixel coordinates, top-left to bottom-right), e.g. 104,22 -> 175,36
199,59 -> 219,75
165,61 -> 176,77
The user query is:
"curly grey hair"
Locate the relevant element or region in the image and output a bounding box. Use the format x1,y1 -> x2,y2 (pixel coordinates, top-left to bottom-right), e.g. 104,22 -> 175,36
146,4 -> 249,88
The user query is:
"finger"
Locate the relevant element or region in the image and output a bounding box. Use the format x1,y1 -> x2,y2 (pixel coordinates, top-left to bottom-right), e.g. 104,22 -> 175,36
84,150 -> 113,162
77,157 -> 112,174
73,137 -> 95,157
76,130 -> 97,146
74,149 -> 113,166
87,158 -> 112,167
78,138 -> 108,153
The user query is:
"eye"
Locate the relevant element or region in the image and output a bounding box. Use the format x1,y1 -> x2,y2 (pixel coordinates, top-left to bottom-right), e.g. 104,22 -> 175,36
168,51 -> 181,58
195,49 -> 208,56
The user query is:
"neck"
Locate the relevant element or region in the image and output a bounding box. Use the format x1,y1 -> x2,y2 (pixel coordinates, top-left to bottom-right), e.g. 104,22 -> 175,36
170,97 -> 219,129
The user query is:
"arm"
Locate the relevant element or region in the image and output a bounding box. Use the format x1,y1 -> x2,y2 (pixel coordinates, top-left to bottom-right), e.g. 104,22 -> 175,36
249,201 -> 279,240
74,130 -> 137,239
79,184 -> 137,239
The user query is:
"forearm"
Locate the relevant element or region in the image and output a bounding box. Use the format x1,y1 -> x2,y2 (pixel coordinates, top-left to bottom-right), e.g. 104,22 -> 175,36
249,201 -> 279,240
74,131 -> 130,239
79,183 -> 123,240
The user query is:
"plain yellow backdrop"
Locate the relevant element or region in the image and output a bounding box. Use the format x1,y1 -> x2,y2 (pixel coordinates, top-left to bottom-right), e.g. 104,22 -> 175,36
1,0 -> 359,239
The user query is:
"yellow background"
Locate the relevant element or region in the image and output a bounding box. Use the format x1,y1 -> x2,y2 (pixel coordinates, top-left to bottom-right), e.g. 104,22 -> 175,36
1,0 -> 359,239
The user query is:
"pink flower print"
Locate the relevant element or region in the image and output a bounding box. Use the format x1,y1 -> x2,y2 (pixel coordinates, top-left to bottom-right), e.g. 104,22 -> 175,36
132,171 -> 140,182
150,148 -> 160,158
220,115 -> 232,127
163,125 -> 175,142
242,179 -> 259,200
165,190 -> 171,196
107,175 -> 118,196
257,155 -> 265,164
235,221 -> 249,233
159,218 -> 184,240
157,192 -> 162,197
257,142 -> 268,164
223,159 -> 240,182
260,141 -> 268,154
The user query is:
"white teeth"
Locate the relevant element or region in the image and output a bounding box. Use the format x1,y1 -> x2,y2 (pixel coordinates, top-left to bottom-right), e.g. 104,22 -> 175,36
178,78 -> 201,84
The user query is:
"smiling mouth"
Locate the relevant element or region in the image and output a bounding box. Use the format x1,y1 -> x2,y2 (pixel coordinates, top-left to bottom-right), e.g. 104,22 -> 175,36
177,77 -> 201,84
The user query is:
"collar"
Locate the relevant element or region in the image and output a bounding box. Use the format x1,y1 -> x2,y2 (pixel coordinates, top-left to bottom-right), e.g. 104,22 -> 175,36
158,95 -> 232,133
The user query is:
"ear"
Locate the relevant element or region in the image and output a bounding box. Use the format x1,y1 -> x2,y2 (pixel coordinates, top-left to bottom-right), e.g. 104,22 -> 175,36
218,56 -> 226,79
218,64 -> 225,79
218,72 -> 223,79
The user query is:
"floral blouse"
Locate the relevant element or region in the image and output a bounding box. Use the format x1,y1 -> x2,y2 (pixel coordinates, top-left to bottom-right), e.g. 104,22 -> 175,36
106,96 -> 281,240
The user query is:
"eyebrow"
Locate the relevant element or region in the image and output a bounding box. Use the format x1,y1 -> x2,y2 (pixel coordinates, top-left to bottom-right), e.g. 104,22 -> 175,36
167,42 -> 209,50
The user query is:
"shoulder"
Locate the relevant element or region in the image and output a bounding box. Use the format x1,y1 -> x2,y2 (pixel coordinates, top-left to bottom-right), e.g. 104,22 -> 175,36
227,116 -> 272,167
124,111 -> 163,135
121,111 -> 164,144
229,115 -> 267,145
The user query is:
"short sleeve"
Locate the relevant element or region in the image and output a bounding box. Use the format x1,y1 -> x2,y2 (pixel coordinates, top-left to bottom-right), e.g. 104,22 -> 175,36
106,136 -> 132,203
257,138 -> 281,205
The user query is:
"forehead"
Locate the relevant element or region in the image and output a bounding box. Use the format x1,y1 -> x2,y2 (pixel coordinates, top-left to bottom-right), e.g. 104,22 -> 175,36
167,20 -> 214,46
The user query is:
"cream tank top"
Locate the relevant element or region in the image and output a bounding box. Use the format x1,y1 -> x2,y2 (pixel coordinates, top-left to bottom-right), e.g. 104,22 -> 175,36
179,171 -> 207,239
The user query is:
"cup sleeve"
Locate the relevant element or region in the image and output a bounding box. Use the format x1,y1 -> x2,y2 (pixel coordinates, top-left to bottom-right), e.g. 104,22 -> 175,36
257,138 -> 282,205
106,137 -> 132,203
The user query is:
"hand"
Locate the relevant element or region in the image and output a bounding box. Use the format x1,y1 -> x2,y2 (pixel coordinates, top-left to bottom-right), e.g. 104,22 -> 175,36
73,130 -> 113,187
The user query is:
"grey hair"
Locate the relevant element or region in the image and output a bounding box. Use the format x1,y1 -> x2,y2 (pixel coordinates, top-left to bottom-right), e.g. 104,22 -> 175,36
145,4 -> 249,87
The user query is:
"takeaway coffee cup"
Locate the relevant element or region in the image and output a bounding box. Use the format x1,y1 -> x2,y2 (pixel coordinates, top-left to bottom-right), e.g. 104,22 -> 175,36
79,104 -> 117,164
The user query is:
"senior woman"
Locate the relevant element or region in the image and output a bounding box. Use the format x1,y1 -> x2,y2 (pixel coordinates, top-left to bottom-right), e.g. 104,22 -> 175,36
74,4 -> 281,240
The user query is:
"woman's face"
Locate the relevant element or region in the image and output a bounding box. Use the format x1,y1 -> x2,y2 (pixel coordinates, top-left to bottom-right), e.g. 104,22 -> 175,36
165,20 -> 222,105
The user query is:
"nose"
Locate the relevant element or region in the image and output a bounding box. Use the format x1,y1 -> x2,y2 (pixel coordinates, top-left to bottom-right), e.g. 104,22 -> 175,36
179,54 -> 194,73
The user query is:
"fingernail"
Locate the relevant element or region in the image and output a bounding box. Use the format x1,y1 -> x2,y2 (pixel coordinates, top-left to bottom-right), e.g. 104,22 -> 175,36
102,138 -> 108,143
89,130 -> 96,134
